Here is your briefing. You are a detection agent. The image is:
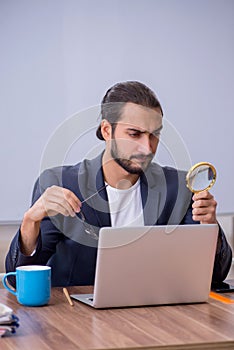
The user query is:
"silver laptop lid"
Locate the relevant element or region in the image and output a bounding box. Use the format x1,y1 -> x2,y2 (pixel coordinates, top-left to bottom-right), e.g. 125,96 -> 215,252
92,224 -> 218,308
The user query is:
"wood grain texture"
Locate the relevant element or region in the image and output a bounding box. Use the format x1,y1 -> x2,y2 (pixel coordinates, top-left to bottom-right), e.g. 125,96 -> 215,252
1,284 -> 234,350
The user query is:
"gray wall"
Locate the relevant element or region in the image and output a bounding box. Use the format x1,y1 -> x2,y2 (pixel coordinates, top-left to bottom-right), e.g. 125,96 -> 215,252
0,0 -> 233,221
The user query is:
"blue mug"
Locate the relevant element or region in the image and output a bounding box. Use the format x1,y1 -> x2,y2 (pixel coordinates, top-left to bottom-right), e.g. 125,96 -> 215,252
2,265 -> 51,306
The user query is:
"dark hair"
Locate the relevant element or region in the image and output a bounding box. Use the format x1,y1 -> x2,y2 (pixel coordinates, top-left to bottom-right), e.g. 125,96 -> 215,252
96,81 -> 163,140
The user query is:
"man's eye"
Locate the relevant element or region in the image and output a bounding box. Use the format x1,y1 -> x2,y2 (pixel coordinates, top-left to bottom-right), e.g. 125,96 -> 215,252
129,132 -> 140,138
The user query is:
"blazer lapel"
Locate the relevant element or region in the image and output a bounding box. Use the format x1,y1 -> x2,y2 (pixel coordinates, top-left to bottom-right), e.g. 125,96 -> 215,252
88,189 -> 111,228
83,153 -> 111,228
141,164 -> 167,226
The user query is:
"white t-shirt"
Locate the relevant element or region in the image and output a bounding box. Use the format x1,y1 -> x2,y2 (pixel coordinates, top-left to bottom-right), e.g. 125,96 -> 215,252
106,179 -> 144,227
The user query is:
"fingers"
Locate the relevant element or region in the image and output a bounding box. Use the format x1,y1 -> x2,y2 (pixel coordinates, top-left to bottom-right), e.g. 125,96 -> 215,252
192,190 -> 213,201
36,186 -> 82,219
192,190 -> 217,224
61,187 -> 82,214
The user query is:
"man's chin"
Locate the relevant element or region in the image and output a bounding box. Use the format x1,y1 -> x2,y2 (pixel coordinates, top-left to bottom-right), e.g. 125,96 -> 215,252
130,159 -> 152,173
114,158 -> 148,175
125,166 -> 143,175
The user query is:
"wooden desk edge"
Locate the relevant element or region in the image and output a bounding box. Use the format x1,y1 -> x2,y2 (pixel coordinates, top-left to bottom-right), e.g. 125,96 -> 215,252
103,340 -> 234,350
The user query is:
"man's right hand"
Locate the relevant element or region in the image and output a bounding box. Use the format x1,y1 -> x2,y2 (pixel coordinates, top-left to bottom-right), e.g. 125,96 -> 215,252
20,186 -> 81,255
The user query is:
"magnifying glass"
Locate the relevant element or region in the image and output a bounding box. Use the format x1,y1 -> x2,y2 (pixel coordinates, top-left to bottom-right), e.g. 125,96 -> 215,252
186,162 -> 217,193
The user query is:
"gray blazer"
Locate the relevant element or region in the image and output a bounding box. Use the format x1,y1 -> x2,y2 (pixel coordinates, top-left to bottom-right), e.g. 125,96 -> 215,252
5,153 -> 233,286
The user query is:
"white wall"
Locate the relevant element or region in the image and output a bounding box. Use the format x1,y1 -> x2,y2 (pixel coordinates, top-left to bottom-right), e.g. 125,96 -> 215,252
0,0 -> 234,221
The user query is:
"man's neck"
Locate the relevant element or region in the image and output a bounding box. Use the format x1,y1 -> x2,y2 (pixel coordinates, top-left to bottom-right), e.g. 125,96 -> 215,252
102,151 -> 139,189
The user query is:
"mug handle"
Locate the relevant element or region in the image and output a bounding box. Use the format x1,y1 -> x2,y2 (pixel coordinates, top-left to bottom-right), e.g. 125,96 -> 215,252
2,272 -> 17,296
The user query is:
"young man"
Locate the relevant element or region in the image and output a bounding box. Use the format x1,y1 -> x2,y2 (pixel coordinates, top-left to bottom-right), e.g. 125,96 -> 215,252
6,81 -> 232,286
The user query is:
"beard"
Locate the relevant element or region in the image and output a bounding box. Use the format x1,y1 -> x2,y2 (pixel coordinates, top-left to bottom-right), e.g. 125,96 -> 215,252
110,138 -> 154,175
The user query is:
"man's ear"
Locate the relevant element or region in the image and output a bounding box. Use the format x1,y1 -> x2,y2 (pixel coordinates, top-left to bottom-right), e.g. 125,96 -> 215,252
100,119 -> 112,141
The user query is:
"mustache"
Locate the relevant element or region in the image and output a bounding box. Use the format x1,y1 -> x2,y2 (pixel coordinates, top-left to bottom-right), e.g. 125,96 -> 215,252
129,153 -> 154,162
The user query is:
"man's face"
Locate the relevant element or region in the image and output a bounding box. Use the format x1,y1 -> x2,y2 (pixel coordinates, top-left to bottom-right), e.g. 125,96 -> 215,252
110,102 -> 163,174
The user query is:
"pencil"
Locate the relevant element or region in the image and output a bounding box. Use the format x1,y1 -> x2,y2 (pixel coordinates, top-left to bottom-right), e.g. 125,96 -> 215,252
209,291 -> 234,304
63,287 -> 74,306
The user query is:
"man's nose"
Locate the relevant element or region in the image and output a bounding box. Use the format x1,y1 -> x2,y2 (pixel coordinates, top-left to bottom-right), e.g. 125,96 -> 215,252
137,135 -> 152,154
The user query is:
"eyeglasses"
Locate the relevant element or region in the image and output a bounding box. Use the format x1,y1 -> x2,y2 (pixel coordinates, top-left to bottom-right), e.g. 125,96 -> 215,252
79,211 -> 99,240
78,184 -> 108,240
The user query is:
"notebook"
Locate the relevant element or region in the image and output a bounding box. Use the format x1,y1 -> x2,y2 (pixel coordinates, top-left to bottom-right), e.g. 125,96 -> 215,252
71,224 -> 218,308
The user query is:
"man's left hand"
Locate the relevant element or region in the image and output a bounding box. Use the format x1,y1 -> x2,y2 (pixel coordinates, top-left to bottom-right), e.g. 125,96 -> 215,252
192,190 -> 217,224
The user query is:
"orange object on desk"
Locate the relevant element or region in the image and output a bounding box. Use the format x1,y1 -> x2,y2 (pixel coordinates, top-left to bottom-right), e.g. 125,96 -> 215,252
209,291 -> 234,304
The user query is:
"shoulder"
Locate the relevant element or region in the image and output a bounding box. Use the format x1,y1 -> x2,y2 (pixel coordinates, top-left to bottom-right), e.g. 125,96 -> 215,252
146,163 -> 191,200
147,162 -> 187,182
38,163 -> 81,188
162,165 -> 187,182
31,164 -> 83,202
36,153 -> 103,192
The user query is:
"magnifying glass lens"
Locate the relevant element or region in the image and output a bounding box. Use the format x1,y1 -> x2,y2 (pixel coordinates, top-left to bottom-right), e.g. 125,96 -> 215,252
186,162 -> 216,193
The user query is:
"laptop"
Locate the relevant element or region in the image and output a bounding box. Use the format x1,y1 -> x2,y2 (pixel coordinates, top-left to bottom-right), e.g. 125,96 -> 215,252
71,224 -> 218,308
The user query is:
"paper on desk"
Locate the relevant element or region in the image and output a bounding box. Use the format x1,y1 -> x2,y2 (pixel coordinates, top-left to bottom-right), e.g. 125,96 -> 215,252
0,303 -> 19,337
0,303 -> 13,318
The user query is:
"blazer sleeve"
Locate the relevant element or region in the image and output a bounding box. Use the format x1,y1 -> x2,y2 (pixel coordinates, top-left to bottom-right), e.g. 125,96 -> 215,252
181,199 -> 233,284
211,224 -> 233,284
5,169 -> 65,287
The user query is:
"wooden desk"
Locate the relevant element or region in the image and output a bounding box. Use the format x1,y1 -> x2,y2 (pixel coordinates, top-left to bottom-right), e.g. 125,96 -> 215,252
1,285 -> 234,350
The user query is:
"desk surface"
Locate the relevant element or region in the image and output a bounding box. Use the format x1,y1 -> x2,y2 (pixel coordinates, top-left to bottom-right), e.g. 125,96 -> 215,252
1,285 -> 234,350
